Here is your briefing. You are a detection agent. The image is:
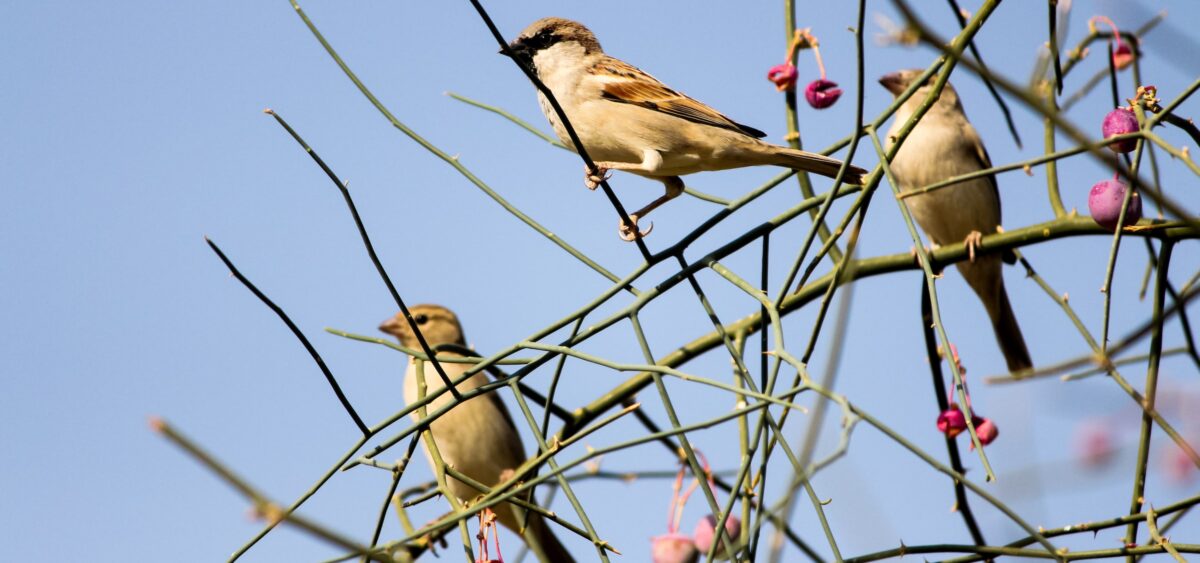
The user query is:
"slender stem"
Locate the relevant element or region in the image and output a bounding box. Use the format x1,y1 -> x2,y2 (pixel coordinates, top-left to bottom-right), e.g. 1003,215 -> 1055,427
262,108 -> 463,401
287,0 -> 637,291
204,238 -> 368,435
921,280 -> 987,548
947,0 -> 1022,146
869,125 -> 996,479
1124,241 -> 1174,552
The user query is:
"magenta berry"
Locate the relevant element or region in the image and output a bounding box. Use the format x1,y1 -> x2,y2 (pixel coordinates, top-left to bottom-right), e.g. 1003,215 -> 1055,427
1102,108 -> 1139,153
652,533 -> 698,563
805,79 -> 842,109
936,406 -> 968,438
1088,179 -> 1142,231
767,63 -> 798,92
692,514 -> 741,558
974,417 -> 999,446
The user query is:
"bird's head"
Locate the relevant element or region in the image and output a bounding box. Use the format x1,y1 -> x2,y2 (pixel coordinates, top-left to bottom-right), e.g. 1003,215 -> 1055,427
503,17 -> 602,65
879,69 -> 961,111
379,304 -> 466,349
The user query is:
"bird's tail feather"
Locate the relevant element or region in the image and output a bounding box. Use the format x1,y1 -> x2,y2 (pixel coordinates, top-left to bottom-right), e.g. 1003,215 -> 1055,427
987,285 -> 1033,372
765,146 -> 868,185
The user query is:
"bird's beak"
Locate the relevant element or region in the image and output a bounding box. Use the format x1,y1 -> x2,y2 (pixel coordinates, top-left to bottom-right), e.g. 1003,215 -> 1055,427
878,72 -> 906,96
502,40 -> 530,59
379,317 -> 402,336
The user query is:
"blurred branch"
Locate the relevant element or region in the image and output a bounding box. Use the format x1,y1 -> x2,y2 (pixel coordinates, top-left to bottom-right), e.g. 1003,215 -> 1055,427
150,418 -> 390,562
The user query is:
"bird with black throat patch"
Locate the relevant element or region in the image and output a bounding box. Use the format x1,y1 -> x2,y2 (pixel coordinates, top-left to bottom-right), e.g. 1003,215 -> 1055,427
504,17 -> 867,240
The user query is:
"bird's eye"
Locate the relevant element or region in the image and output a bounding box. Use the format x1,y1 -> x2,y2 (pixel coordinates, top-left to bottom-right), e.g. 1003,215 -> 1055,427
414,314 -> 429,325
527,29 -> 553,49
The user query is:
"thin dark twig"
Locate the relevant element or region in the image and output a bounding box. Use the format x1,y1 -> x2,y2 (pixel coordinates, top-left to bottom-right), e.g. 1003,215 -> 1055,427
1160,112 -> 1200,147
920,280 -> 988,549
1108,43 -> 1123,108
947,0 -> 1022,147
263,109 -> 463,402
761,232 -> 770,392
465,0 -> 653,261
1048,0 -> 1064,95
205,237 -> 369,435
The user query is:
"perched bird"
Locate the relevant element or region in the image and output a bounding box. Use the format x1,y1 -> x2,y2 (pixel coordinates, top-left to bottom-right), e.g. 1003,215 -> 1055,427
379,305 -> 573,563
505,17 -> 868,240
880,70 -> 1032,372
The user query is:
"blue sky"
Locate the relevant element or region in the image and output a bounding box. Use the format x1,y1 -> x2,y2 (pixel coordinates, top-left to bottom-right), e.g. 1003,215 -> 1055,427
3,1 -> 1199,561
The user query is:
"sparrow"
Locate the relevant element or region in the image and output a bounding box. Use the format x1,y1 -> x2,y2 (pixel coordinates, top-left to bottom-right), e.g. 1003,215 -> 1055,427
880,70 -> 1032,372
379,305 -> 574,563
505,17 -> 868,241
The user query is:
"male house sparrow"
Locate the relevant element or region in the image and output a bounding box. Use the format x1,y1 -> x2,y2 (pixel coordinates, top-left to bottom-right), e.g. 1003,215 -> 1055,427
880,70 -> 1032,372
379,305 -> 574,563
505,17 -> 868,240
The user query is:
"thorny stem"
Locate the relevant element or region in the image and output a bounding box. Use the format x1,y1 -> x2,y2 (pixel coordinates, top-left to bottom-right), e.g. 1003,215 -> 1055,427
1124,241 -> 1174,555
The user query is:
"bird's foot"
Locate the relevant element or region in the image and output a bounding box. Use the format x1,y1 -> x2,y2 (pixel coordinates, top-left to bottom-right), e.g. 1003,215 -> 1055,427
964,231 -> 983,262
619,215 -> 653,241
584,164 -> 611,190
909,243 -> 936,265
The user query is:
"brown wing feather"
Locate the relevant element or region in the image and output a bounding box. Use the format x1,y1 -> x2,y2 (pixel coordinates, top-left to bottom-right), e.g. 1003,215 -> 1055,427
594,57 -> 766,138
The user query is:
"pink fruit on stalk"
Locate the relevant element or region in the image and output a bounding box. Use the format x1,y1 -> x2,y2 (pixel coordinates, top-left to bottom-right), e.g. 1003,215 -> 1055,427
1088,178 -> 1142,231
652,533 -> 698,563
968,417 -> 999,450
693,515 -> 741,559
974,417 -> 999,445
1102,108 -> 1139,153
805,79 -> 842,109
937,406 -> 968,438
1112,42 -> 1134,70
767,63 -> 798,92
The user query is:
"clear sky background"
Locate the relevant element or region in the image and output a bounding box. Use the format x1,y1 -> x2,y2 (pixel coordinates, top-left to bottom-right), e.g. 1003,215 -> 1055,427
3,1 -> 1199,561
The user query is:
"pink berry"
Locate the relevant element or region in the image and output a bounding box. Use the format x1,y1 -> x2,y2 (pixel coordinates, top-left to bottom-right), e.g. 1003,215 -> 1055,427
1112,42 -> 1134,70
767,63 -> 798,92
805,79 -> 842,109
1076,422 -> 1115,468
1164,446 -> 1196,485
937,405 -> 967,438
1102,108 -> 1139,153
652,533 -> 698,563
969,417 -> 999,449
693,514 -> 741,558
1088,179 -> 1142,231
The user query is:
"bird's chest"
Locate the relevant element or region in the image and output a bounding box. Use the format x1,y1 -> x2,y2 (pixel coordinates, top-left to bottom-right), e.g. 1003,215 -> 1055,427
890,124 -> 1000,243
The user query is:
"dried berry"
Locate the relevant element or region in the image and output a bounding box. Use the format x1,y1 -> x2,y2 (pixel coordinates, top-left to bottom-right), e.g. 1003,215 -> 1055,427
767,63 -> 798,92
805,79 -> 842,109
